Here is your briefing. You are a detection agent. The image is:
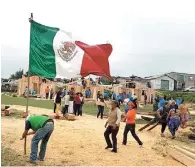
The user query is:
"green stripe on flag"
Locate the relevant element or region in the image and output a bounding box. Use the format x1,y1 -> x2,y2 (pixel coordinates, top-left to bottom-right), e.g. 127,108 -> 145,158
29,21 -> 59,78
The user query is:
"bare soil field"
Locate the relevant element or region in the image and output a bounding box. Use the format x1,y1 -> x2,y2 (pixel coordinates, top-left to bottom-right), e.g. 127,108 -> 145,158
1,105 -> 192,166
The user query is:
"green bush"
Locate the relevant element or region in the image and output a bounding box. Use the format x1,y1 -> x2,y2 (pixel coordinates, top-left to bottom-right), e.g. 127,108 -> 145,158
158,91 -> 195,103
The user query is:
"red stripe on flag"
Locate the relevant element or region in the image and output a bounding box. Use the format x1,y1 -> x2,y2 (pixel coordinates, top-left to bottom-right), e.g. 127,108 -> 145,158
75,41 -> 113,81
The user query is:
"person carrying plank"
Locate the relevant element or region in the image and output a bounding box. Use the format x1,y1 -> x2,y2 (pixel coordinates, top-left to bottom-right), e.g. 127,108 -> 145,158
20,115 -> 54,164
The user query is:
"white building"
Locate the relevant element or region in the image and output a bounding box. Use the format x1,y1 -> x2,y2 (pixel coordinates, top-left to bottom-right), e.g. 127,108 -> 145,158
145,74 -> 175,91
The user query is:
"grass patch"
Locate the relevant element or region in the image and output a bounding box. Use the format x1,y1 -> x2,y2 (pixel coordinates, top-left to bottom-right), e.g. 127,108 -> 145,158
1,94 -> 152,124
1,147 -> 26,166
2,94 -> 54,109
83,102 -> 109,115
138,104 -> 153,112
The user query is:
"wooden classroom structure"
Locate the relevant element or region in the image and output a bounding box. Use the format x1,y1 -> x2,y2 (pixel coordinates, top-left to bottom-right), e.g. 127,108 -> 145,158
17,76 -> 156,103
17,76 -> 56,97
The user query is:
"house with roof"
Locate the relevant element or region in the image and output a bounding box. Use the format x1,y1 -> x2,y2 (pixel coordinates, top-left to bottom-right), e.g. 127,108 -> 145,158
145,74 -> 175,91
166,72 -> 195,89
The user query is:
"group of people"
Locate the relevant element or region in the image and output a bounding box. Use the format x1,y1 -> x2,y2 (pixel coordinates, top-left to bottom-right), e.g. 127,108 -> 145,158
153,97 -> 190,139
21,89 -> 192,164
53,88 -> 84,117
104,97 -> 143,153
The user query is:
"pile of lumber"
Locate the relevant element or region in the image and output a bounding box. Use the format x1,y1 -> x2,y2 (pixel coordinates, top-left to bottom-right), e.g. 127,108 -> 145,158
1,105 -> 12,116
167,145 -> 195,166
63,114 -> 76,121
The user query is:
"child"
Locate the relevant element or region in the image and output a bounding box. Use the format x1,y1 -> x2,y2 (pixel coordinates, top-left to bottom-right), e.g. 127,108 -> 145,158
167,108 -> 180,139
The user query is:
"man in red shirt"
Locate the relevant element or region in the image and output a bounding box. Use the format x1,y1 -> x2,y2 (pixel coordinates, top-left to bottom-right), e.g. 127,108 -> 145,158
122,102 -> 143,147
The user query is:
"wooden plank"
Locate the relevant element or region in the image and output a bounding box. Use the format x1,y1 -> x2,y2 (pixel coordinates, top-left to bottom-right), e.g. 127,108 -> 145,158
174,146 -> 195,160
181,146 -> 195,155
167,147 -> 195,166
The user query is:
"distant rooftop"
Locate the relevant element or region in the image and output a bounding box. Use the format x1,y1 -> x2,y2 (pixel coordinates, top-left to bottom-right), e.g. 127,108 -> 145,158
145,74 -> 176,81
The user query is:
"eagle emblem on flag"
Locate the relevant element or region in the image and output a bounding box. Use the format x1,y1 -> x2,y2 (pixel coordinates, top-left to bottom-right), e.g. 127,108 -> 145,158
57,41 -> 78,62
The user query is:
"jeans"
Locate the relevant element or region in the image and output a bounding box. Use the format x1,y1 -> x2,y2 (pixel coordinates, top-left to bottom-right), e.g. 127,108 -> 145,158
30,122 -> 54,162
97,105 -> 104,119
123,124 -> 143,145
104,126 -> 119,151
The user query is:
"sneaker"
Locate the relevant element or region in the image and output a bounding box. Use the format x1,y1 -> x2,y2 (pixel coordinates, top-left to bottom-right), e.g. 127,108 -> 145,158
139,144 -> 143,148
105,146 -> 112,149
122,142 -> 126,145
161,133 -> 165,137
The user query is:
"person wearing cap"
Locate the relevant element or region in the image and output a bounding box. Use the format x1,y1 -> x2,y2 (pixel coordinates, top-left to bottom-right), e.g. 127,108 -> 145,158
20,115 -> 54,164
157,102 -> 169,137
122,102 -> 143,147
104,101 -> 121,153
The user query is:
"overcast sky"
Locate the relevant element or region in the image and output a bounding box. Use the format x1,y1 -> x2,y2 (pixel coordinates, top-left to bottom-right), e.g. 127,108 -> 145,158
1,0 -> 195,78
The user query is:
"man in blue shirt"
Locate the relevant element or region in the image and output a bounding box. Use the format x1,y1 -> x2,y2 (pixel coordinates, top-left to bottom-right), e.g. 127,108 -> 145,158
159,97 -> 166,108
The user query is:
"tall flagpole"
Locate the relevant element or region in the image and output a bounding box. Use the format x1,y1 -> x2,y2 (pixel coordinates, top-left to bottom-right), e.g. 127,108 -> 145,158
24,13 -> 33,155
26,13 -> 33,115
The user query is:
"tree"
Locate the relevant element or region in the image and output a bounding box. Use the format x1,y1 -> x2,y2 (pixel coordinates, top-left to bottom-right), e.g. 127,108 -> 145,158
9,69 -> 24,79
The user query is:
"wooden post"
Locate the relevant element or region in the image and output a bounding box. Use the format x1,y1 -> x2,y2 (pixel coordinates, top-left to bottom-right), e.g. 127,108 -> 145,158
24,13 -> 33,155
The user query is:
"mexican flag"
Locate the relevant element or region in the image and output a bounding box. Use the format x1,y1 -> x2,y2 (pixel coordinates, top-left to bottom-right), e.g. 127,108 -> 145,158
29,20 -> 113,80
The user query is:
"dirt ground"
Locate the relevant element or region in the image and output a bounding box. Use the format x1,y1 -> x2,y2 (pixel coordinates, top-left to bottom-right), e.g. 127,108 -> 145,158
1,105 -> 184,166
